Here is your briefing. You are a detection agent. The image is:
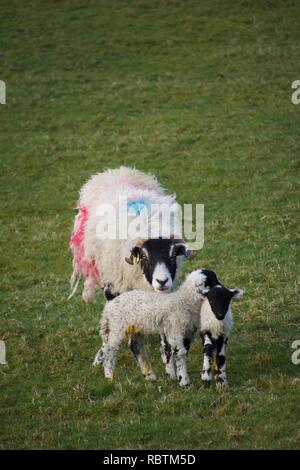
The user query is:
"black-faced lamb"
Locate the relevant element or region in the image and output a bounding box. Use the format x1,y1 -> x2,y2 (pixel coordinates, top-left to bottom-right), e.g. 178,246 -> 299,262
93,269 -> 217,386
199,279 -> 244,388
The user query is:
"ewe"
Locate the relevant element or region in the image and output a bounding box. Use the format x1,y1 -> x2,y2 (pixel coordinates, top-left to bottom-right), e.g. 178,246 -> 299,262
69,166 -> 194,303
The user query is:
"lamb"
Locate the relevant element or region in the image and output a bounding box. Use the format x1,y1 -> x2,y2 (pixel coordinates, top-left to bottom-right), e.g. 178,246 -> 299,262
93,269 -> 218,387
199,278 -> 244,388
69,166 -> 194,303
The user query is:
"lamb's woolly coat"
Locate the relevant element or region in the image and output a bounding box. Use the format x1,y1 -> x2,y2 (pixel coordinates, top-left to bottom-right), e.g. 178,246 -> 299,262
94,269 -> 208,386
100,270 -> 206,346
70,167 -> 182,300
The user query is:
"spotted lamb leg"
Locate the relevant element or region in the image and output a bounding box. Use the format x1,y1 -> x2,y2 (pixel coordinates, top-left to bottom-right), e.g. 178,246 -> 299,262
169,339 -> 191,387
160,335 -> 176,381
93,341 -> 119,381
129,333 -> 157,381
215,335 -> 228,389
200,331 -> 214,386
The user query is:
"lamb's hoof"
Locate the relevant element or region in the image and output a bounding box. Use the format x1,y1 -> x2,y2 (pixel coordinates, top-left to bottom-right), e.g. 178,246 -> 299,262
144,371 -> 157,382
202,380 -> 211,388
93,353 -> 103,366
106,372 -> 116,382
179,377 -> 191,387
165,366 -> 177,381
166,372 -> 177,382
216,380 -> 228,391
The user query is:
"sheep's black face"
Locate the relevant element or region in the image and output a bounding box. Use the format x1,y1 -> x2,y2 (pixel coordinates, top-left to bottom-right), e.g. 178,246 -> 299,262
206,286 -> 234,320
131,239 -> 188,292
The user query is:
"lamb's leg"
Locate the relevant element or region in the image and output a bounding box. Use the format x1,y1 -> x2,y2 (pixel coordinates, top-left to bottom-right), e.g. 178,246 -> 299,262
160,335 -> 176,381
200,330 -> 214,386
93,341 -> 119,381
215,335 -> 228,389
129,333 -> 157,381
170,338 -> 191,387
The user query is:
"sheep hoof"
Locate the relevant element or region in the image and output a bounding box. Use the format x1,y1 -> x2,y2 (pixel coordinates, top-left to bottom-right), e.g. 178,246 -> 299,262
202,380 -> 211,388
107,373 -> 116,382
165,365 -> 177,381
93,352 -> 103,366
166,372 -> 177,381
145,371 -> 157,382
179,378 -> 191,387
216,380 -> 228,390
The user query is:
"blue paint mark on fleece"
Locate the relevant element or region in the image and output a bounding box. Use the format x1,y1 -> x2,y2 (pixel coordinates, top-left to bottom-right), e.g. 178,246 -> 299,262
127,199 -> 148,216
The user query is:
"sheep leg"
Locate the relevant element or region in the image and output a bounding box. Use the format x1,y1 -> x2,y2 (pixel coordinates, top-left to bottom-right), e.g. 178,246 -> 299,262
93,342 -> 119,381
170,339 -> 191,387
82,277 -> 97,303
200,331 -> 214,386
215,335 -> 228,388
129,333 -> 157,381
160,335 -> 176,381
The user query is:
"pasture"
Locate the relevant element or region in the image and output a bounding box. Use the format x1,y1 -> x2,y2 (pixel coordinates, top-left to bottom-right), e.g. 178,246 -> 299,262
0,0 -> 299,449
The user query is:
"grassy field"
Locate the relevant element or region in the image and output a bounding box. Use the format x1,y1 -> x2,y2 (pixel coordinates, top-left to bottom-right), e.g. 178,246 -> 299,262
0,0 -> 299,450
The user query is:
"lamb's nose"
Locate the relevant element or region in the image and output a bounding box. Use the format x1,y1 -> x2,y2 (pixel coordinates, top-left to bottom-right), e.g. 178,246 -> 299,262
156,278 -> 168,287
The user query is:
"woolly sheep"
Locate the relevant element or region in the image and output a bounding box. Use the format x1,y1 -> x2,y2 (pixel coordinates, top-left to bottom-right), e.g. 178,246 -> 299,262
199,277 -> 244,388
69,167 -> 194,303
93,269 -> 217,386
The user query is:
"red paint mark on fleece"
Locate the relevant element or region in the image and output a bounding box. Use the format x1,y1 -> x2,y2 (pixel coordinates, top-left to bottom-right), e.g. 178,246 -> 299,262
69,204 -> 101,283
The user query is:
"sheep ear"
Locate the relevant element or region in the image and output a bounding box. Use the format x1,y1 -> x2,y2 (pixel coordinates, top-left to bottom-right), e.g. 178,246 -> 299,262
125,254 -> 140,265
125,246 -> 141,265
230,288 -> 244,299
174,242 -> 197,260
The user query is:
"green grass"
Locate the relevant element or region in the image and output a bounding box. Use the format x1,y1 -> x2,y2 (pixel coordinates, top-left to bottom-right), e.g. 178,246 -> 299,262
0,0 -> 300,450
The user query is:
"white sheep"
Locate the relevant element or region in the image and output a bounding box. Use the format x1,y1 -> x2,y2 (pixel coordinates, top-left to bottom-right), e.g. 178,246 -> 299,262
199,281 -> 244,388
69,167 -> 194,303
93,269 -> 217,387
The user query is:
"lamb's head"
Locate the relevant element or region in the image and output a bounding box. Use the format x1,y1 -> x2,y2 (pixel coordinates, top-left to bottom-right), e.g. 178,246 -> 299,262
186,269 -> 244,319
125,238 -> 195,292
186,268 -> 221,297
204,286 -> 244,320
199,275 -> 244,320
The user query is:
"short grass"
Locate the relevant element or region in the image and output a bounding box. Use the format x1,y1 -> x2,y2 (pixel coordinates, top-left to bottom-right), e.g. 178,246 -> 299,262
0,0 -> 300,450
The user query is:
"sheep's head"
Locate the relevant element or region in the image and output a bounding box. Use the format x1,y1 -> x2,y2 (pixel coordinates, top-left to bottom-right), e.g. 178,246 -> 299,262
189,269 -> 244,319
194,269 -> 244,320
125,237 -> 196,292
205,286 -> 244,320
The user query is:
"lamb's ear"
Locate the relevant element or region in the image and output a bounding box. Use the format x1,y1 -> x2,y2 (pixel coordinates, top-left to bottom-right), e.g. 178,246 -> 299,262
230,288 -> 244,299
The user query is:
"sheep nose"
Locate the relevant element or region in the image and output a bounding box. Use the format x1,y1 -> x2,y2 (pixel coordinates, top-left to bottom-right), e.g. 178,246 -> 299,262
156,278 -> 168,287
